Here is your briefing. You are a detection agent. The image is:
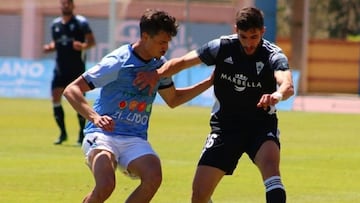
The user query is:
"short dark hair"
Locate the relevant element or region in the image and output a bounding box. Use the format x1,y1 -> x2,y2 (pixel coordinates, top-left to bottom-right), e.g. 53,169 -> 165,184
139,9 -> 178,37
235,7 -> 264,31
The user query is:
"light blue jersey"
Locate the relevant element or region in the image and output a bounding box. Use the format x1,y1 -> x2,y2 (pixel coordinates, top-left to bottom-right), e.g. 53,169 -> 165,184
82,44 -> 173,140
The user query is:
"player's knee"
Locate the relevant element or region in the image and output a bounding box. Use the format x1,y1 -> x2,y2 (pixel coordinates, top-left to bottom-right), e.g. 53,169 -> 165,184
142,169 -> 162,192
258,162 -> 281,179
255,157 -> 280,177
93,179 -> 115,201
138,157 -> 163,191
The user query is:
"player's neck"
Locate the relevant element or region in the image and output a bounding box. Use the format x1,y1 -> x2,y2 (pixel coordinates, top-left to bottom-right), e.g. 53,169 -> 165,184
62,14 -> 74,24
132,42 -> 153,62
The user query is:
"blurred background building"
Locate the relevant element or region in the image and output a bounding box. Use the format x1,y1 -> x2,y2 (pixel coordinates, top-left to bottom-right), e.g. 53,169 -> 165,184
0,0 -> 359,97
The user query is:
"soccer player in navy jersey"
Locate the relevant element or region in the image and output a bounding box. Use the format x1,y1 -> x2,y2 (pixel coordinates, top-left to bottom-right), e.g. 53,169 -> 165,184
43,0 -> 96,145
63,9 -> 213,203
134,7 -> 294,203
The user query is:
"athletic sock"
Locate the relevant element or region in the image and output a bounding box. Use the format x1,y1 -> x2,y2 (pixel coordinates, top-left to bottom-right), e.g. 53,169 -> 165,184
77,113 -> 86,143
264,176 -> 286,203
53,105 -> 66,136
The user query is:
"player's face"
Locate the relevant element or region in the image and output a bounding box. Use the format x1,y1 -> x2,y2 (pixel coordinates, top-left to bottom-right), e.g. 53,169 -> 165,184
237,27 -> 264,56
60,0 -> 74,16
143,31 -> 172,60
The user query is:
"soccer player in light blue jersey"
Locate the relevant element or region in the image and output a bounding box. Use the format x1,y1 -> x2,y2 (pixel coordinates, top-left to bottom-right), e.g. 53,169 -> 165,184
63,9 -> 213,203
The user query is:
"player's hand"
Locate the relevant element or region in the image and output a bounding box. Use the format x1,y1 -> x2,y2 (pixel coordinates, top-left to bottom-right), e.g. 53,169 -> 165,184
43,44 -> 54,53
133,71 -> 160,95
256,92 -> 282,109
73,41 -> 84,51
93,115 -> 115,132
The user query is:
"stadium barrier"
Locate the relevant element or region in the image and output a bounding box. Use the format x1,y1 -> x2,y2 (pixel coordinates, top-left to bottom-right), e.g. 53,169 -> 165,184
0,57 -> 299,110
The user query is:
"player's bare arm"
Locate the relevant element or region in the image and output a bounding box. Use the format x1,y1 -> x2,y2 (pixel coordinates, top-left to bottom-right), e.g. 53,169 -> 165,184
43,41 -> 55,53
133,50 -> 202,94
274,69 -> 294,100
158,72 -> 214,108
63,76 -> 115,132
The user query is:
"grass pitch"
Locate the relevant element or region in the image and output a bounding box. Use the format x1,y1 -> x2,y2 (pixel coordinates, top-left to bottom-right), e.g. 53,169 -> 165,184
0,98 -> 359,202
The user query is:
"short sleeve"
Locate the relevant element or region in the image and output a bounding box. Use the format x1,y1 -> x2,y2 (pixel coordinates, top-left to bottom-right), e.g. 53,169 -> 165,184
76,15 -> 93,34
82,55 -> 120,87
270,51 -> 289,71
196,38 -> 221,66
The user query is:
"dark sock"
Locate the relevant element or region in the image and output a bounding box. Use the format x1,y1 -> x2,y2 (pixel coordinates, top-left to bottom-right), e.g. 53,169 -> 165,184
54,105 -> 66,136
264,176 -> 286,203
77,113 -> 86,142
266,188 -> 286,203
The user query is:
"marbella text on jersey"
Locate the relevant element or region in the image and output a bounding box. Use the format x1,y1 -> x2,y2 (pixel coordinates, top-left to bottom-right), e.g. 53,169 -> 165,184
220,73 -> 262,92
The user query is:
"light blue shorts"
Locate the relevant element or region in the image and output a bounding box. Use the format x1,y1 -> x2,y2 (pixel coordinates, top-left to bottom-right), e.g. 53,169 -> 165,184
82,132 -> 158,178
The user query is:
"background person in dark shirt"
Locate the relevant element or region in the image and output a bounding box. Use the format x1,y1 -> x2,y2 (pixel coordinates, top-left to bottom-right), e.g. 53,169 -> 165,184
134,7 -> 294,203
43,0 -> 96,145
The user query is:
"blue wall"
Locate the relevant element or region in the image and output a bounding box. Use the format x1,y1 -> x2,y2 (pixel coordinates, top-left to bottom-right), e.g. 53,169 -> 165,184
255,0 -> 277,42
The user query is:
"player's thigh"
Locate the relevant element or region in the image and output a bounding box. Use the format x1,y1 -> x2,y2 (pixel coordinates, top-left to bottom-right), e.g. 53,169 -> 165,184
254,140 -> 281,178
88,149 -> 117,169
127,154 -> 162,180
193,165 -> 225,193
88,149 -> 117,188
82,133 -> 117,170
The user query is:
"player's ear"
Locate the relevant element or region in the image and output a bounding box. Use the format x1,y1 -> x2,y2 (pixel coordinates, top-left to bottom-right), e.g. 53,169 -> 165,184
141,32 -> 150,41
233,24 -> 238,34
261,26 -> 266,35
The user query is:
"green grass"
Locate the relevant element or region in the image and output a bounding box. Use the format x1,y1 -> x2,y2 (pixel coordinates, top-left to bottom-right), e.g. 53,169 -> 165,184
1,98 -> 360,202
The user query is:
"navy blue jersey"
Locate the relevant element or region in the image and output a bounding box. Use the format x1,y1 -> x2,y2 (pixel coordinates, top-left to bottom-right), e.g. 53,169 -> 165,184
51,15 -> 93,75
197,34 -> 289,122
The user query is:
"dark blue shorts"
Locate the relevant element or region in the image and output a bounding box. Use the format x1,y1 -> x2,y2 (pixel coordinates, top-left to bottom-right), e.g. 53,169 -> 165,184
51,64 -> 84,89
198,117 -> 280,175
